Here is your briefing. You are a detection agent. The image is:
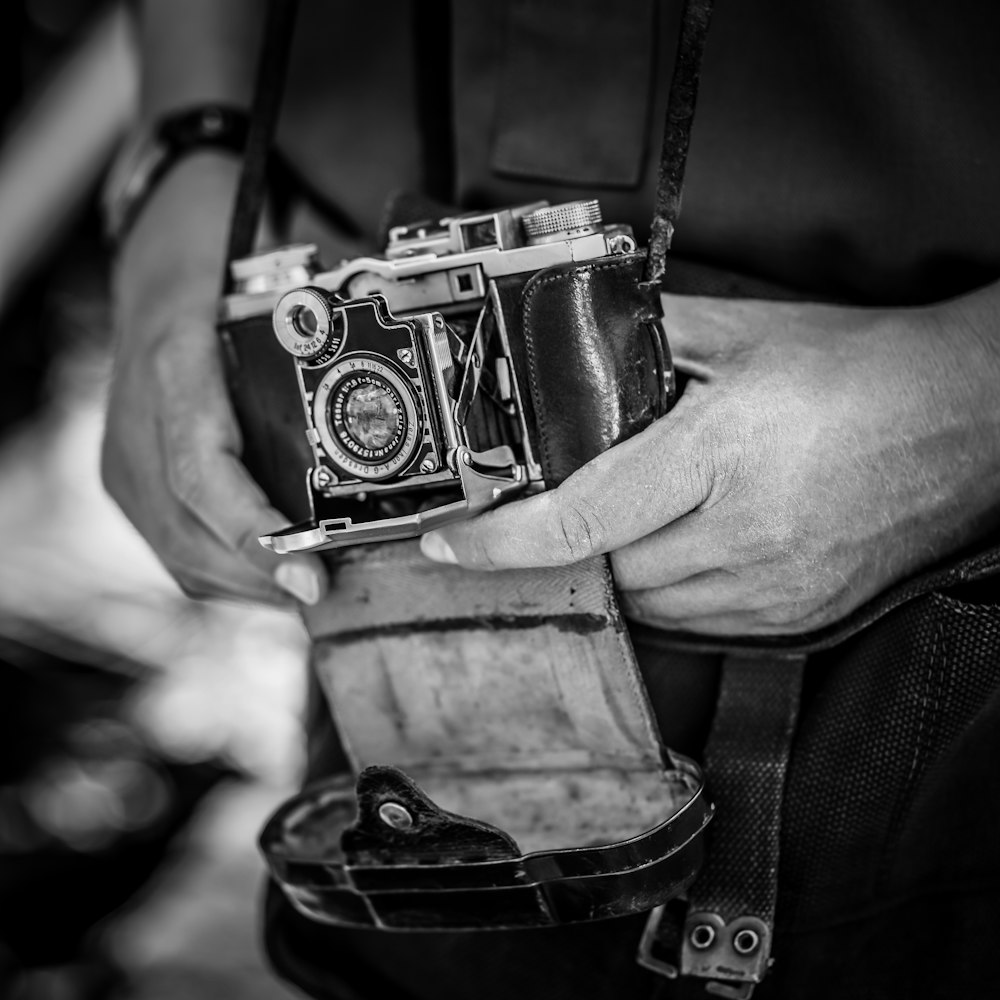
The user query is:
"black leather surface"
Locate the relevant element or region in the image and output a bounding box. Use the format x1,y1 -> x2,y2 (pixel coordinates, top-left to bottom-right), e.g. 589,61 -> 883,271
219,315 -> 314,525
520,252 -> 669,486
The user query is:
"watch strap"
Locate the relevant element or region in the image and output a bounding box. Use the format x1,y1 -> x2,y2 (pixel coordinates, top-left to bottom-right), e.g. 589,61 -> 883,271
102,104 -> 250,245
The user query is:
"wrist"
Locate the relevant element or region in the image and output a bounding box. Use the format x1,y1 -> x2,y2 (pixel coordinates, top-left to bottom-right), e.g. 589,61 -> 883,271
916,288 -> 1000,444
113,151 -> 244,330
890,290 -> 1000,554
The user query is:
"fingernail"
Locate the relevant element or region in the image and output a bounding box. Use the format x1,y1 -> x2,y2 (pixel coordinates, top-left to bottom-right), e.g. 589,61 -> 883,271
420,532 -> 458,564
274,562 -> 321,605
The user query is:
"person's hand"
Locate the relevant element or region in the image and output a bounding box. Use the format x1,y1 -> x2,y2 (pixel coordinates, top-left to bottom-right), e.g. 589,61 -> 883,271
419,288 -> 1000,635
102,152 -> 327,606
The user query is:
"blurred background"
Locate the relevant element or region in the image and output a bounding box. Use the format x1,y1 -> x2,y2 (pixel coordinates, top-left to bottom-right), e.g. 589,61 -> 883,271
0,3 -> 308,997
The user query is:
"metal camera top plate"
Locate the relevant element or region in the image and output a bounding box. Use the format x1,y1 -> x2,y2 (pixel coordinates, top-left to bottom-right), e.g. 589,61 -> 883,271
220,201 -> 636,322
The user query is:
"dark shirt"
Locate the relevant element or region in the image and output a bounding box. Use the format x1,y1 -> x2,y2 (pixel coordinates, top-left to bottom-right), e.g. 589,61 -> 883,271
280,0 -> 1000,305
267,5 -> 1000,999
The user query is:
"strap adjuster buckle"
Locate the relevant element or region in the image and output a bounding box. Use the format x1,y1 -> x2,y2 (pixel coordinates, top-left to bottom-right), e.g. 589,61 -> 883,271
638,905 -> 772,999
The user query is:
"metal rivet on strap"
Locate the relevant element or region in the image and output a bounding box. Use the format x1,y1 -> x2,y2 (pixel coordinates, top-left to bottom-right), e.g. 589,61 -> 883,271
689,923 -> 717,950
733,928 -> 761,956
378,802 -> 413,830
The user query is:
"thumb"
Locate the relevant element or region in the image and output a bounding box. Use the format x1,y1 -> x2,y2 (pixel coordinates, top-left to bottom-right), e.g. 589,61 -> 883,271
420,407 -> 713,571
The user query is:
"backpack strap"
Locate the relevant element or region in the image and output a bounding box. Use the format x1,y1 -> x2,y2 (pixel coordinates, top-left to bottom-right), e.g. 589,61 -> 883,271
640,653 -> 805,998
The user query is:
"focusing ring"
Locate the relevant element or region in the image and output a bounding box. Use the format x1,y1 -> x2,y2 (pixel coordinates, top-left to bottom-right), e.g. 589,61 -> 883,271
312,355 -> 422,481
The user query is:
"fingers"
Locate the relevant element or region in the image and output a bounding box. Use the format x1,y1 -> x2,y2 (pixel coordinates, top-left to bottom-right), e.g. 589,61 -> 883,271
185,456 -> 327,605
420,410 -> 713,571
103,317 -> 328,607
621,604 -> 765,637
105,413 -> 325,605
616,565 -> 843,637
156,401 -> 326,604
617,572 -> 763,627
162,320 -> 329,604
606,509 -> 728,590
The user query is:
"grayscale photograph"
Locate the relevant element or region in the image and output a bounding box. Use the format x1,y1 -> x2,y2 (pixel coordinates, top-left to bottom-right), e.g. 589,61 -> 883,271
0,2 -> 998,998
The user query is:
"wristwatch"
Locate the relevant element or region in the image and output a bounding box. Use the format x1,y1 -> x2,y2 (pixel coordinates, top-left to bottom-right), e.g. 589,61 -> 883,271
101,104 -> 250,245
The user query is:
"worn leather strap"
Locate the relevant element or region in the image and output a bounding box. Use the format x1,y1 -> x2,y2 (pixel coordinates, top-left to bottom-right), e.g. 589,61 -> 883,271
644,0 -> 715,286
640,653 -> 805,997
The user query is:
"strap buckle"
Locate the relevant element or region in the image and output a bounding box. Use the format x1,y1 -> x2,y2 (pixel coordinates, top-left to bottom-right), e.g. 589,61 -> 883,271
638,904 -> 772,999
636,904 -> 681,980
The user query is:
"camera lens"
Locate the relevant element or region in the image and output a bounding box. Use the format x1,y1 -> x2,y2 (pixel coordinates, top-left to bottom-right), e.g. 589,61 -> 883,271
315,356 -> 422,481
289,304 -> 319,339
343,383 -> 402,452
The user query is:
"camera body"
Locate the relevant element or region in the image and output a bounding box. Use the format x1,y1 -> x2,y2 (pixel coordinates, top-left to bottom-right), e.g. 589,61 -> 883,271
219,200 -> 672,553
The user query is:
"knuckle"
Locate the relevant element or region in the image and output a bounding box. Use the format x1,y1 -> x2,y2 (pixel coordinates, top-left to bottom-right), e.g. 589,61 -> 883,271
680,418 -> 724,506
149,325 -> 182,381
707,413 -> 745,487
552,501 -> 604,562
160,429 -> 224,519
619,589 -> 651,623
469,535 -> 500,571
692,404 -> 774,508
164,446 -> 206,511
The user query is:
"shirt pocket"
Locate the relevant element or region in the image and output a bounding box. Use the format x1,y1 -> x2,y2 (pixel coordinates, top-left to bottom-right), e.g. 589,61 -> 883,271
490,0 -> 659,189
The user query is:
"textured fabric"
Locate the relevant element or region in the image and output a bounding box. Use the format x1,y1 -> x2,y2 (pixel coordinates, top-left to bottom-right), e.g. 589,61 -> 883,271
637,655 -> 804,989
490,0 -> 658,188
781,589 -> 1000,929
684,656 -> 803,974
448,0 -> 1000,305
276,2 -> 1000,303
758,583 -> 1000,1000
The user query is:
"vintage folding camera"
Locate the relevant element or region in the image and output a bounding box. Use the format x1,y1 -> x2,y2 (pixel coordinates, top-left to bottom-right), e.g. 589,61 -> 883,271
219,199 -> 673,553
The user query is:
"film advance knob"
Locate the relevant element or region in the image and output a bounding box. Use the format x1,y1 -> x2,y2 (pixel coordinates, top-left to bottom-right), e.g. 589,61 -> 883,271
522,200 -> 603,245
